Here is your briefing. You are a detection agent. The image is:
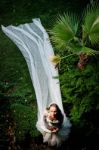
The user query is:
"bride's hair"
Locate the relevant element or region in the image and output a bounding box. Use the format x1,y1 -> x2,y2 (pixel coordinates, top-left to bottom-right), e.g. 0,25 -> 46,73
48,103 -> 63,125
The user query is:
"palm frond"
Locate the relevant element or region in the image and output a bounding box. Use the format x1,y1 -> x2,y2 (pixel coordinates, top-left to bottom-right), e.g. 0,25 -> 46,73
66,42 -> 82,54
80,46 -> 99,56
67,43 -> 99,56
82,3 -> 99,45
49,13 -> 79,50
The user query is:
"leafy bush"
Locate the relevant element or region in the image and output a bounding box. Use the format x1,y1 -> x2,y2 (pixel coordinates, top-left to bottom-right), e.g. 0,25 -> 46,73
59,55 -> 99,134
10,103 -> 39,141
49,2 -> 99,135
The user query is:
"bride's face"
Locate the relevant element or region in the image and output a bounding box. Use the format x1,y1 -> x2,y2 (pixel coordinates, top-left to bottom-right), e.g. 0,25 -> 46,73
49,106 -> 57,118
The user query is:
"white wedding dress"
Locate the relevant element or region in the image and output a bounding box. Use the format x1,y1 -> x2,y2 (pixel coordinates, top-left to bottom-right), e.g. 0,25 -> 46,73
1,18 -> 71,146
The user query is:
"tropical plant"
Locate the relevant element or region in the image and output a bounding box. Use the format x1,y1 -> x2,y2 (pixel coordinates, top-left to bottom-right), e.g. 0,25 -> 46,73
49,2 -> 99,69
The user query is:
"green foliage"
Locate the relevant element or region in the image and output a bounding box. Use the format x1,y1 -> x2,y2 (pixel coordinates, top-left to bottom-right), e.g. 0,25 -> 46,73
50,13 -> 79,50
0,31 -> 37,141
82,2 -> 99,45
0,0 -> 98,145
60,56 -> 99,129
49,3 -> 99,134
49,2 -> 99,56
10,103 -> 39,141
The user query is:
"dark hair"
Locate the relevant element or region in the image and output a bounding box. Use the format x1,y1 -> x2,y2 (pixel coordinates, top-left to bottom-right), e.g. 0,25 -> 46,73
48,103 -> 63,126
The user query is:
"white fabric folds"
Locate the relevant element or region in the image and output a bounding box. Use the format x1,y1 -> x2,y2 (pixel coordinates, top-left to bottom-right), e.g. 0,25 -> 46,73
1,18 -> 71,140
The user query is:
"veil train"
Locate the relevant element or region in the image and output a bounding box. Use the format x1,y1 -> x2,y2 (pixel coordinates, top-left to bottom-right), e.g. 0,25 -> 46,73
1,18 -> 71,141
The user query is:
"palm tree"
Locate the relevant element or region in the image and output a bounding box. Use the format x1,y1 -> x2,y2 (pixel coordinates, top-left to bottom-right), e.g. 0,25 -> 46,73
49,2 -> 99,69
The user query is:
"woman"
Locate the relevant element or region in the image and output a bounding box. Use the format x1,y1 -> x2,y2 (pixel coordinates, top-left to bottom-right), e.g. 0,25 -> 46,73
43,103 -> 64,147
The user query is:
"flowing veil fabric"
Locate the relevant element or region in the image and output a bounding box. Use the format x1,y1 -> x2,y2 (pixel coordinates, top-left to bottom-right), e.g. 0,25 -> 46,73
1,18 -> 71,138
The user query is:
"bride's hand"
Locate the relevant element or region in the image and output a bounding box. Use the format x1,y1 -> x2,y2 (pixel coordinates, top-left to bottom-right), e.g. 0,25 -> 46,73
51,128 -> 59,133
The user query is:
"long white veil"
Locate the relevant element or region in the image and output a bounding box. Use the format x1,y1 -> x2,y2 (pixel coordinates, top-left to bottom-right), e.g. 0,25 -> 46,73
1,18 -> 71,138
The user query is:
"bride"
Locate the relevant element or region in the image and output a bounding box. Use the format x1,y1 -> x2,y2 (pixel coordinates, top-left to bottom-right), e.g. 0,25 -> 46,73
37,102 -> 71,147
43,103 -> 64,147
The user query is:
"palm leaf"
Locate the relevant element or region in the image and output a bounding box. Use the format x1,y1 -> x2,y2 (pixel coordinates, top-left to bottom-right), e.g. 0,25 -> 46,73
49,13 -> 79,50
80,46 -> 99,56
82,3 -> 99,45
67,42 -> 99,56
